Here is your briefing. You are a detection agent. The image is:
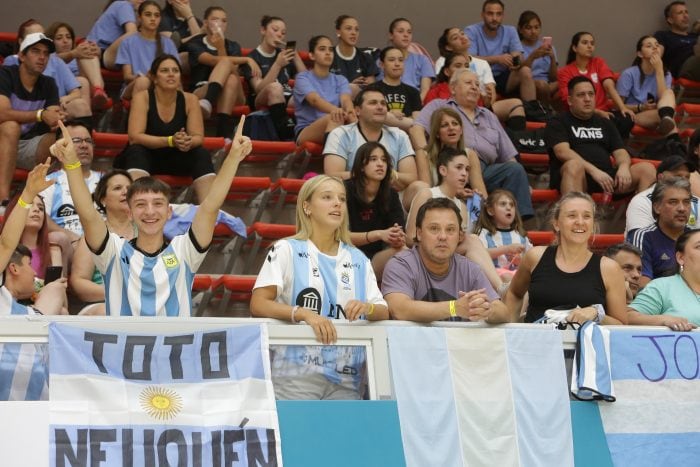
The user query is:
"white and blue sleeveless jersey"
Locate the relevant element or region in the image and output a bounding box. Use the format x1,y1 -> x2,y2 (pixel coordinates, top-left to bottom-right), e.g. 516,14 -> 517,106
92,230 -> 207,317
41,170 -> 102,235
478,228 -> 532,269
254,238 -> 386,390
0,287 -> 48,400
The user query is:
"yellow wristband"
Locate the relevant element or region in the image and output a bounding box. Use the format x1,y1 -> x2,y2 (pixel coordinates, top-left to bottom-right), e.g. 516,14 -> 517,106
36,109 -> 43,123
367,303 -> 374,316
17,197 -> 32,209
167,135 -> 174,147
449,300 -> 457,318
64,161 -> 82,170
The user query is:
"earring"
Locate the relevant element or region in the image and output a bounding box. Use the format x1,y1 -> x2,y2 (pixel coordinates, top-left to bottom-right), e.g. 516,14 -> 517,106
681,264 -> 685,274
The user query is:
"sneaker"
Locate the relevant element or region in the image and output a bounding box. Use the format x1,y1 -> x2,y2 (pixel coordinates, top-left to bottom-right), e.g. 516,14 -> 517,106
657,115 -> 676,135
199,99 -> 213,120
91,87 -> 109,111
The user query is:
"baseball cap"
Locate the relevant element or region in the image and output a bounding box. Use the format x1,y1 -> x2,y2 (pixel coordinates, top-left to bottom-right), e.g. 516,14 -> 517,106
656,155 -> 696,174
19,32 -> 55,54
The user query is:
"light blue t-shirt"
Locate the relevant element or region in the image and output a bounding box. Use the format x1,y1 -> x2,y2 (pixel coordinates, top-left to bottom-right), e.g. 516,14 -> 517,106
616,65 -> 673,105
630,274 -> 700,326
376,52 -> 435,91
322,122 -> 414,169
522,40 -> 558,82
87,0 -> 136,50
293,70 -> 351,134
115,33 -> 180,76
3,54 -> 79,97
465,23 -> 524,77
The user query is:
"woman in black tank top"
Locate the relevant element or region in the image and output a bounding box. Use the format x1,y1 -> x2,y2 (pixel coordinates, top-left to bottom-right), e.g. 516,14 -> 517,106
118,54 -> 215,203
504,192 -> 628,324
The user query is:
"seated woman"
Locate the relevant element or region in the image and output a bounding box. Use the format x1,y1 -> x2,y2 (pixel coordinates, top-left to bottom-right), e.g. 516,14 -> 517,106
689,130 -> 700,198
331,15 -> 378,96
46,22 -> 109,110
627,229 -> 700,331
293,35 -> 355,145
246,15 -> 306,140
558,32 -> 636,138
505,192 -> 628,324
367,46 -> 422,131
517,11 -> 558,107
432,28 -> 525,124
616,35 -> 678,136
87,0 -> 141,70
345,142 -> 406,279
158,0 -> 201,46
115,1 -> 180,101
250,175 -> 388,400
383,18 -> 435,101
70,170 -> 134,315
183,6 -> 261,135
117,54 -> 214,202
5,20 -> 91,120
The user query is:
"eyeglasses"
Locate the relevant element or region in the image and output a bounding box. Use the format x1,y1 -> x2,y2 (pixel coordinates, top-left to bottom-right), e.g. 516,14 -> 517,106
71,137 -> 93,145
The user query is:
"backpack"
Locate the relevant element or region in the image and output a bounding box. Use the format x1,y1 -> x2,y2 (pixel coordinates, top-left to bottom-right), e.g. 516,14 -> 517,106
642,136 -> 688,161
506,128 -> 548,154
241,110 -> 279,141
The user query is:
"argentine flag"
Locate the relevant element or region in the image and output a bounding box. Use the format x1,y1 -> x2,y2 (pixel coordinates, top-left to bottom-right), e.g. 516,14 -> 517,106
48,323 -> 282,466
387,327 -> 574,467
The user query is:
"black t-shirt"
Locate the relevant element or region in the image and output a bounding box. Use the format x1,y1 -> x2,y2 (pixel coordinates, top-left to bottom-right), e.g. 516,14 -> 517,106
344,179 -> 405,259
330,46 -> 379,83
366,80 -> 422,117
246,47 -> 296,90
0,65 -> 58,139
183,34 -> 245,89
654,30 -> 699,78
159,7 -> 202,48
545,111 -> 624,175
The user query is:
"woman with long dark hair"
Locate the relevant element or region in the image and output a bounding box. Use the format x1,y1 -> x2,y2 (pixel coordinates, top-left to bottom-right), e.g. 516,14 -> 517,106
346,142 -> 405,278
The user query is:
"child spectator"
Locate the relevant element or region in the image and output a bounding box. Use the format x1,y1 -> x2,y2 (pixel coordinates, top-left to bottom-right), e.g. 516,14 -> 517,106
474,189 -> 532,278
183,6 -> 260,136
116,1 -> 179,101
293,35 -> 355,145
246,15 -> 306,141
331,15 -> 378,96
367,46 -> 422,130
616,35 -> 678,135
517,11 -> 558,107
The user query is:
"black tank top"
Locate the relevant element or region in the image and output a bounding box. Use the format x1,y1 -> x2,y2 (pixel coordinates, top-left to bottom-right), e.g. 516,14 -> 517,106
525,245 -> 606,322
146,88 -> 187,137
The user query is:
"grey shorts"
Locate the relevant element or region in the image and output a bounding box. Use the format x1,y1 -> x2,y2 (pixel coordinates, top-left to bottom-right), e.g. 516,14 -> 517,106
17,134 -> 48,169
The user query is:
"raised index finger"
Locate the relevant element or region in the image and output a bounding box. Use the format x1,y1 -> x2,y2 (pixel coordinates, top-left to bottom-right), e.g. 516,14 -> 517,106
234,115 -> 245,140
57,119 -> 70,137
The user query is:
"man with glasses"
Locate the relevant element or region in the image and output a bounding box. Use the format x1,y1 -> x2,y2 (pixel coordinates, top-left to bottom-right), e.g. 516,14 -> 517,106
40,120 -> 101,237
381,197 -> 510,322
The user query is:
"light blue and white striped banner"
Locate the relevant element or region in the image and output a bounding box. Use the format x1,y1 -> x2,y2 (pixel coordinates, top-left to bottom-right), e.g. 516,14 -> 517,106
598,329 -> 700,467
387,327 -> 574,467
48,323 -> 282,466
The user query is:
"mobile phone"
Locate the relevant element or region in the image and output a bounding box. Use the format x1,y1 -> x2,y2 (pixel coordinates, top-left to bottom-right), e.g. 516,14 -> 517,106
285,41 -> 296,51
542,36 -> 552,47
45,266 -> 63,284
512,55 -> 521,66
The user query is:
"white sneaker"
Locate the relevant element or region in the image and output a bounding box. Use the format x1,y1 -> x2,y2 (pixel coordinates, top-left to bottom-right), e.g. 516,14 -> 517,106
199,99 -> 213,120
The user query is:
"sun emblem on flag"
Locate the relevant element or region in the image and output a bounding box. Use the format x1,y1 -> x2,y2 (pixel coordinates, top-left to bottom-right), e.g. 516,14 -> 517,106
139,386 -> 183,420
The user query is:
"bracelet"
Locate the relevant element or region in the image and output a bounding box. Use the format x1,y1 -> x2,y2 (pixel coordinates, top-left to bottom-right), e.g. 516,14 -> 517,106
186,15 -> 194,21
167,135 -> 175,148
17,197 -> 32,209
449,300 -> 457,318
591,304 -> 606,323
64,161 -> 82,170
290,305 -> 299,323
36,109 -> 44,123
367,303 -> 375,316
636,104 -> 641,112
365,231 -> 371,244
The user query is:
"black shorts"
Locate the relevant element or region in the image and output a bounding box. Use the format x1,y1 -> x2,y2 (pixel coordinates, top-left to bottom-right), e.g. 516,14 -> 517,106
117,144 -> 215,180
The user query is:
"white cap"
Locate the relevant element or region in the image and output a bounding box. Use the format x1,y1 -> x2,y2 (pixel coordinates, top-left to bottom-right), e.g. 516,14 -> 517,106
19,32 -> 55,54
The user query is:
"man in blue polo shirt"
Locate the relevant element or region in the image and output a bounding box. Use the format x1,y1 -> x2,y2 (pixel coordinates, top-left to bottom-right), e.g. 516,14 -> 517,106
627,177 -> 691,288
